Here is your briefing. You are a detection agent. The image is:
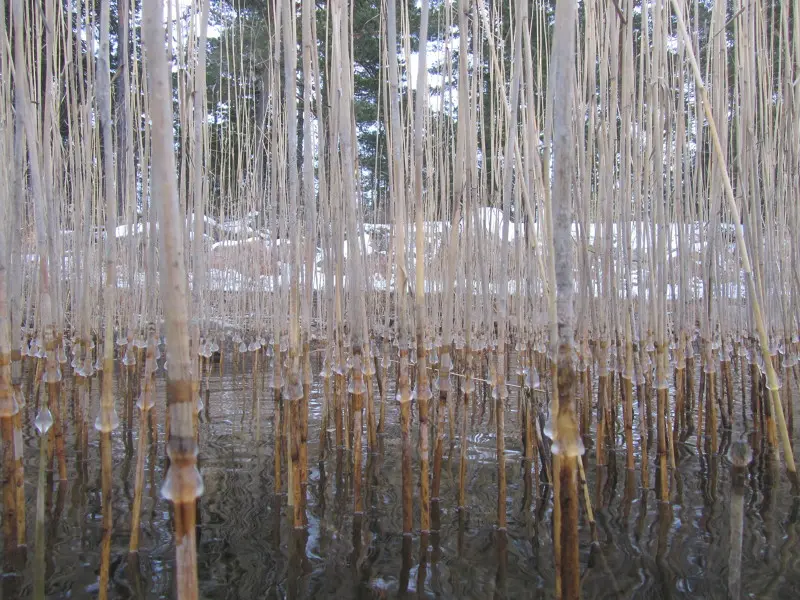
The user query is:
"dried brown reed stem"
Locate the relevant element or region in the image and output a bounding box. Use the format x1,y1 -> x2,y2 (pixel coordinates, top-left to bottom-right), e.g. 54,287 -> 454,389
0,229 -> 20,552
458,348 -> 473,510
300,343 -> 310,512
99,431 -> 113,600
289,367 -> 303,525
142,0 -> 204,595
365,352 -> 377,451
252,347 -> 260,443
273,343 -> 283,494
0,403 -> 16,547
399,347 -> 412,535
334,361 -> 344,449
320,368 -> 331,462
32,424 -> 48,600
410,0 -> 432,537
674,341 -> 686,436
351,347 -> 366,516
378,340 -> 389,433
130,326 -> 157,554
549,0 -> 581,593
385,0 -> 412,537
95,7 -> 120,595
596,361 -> 609,470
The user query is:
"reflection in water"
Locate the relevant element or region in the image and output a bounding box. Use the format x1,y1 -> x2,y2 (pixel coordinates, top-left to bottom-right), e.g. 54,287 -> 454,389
99,432 -> 113,600
4,356 -> 800,598
399,534 -> 413,596
494,529 -> 507,599
32,427 -> 47,600
728,440 -> 751,600
288,525 -> 309,600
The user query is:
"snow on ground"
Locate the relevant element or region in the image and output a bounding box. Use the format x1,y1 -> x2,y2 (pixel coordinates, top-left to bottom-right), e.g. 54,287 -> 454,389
25,217 -> 754,303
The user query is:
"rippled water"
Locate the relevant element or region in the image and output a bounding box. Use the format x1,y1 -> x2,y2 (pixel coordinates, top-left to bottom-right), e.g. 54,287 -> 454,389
2,355 -> 800,599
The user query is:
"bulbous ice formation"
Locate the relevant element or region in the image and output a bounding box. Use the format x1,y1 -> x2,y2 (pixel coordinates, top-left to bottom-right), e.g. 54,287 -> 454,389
34,407 -> 54,435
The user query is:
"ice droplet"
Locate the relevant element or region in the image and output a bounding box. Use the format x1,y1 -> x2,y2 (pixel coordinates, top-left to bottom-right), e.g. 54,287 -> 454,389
94,408 -> 121,432
136,392 -> 155,411
34,407 -> 54,435
526,367 -> 541,389
122,349 -> 137,366
543,418 -> 554,441
347,378 -> 366,395
161,460 -> 204,501
42,366 -> 63,383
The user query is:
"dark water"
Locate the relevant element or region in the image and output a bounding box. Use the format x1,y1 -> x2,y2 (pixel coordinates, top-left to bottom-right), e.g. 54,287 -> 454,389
3,355 -> 800,599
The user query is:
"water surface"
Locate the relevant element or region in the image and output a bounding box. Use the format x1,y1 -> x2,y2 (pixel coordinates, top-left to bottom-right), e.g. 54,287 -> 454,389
3,355 -> 799,599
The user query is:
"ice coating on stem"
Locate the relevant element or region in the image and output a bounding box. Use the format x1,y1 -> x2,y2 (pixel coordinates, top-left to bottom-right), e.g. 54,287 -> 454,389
161,448 -> 204,502
136,391 -> 155,411
728,440 -> 753,468
544,412 -> 585,457
94,406 -> 120,432
42,366 -> 62,383
34,407 -> 54,435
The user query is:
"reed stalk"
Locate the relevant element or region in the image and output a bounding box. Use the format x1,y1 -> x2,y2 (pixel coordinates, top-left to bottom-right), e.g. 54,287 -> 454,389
99,429 -> 113,600
728,440 -> 752,600
142,1 -> 204,595
549,0 -> 581,595
301,0 -> 317,486
130,325 -> 157,553
385,0 -> 413,538
351,347 -> 365,516
32,421 -> 48,600
273,342 -> 283,494
623,314 -> 635,471
0,195 -> 20,553
409,0 -> 433,537
94,11 -> 120,595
